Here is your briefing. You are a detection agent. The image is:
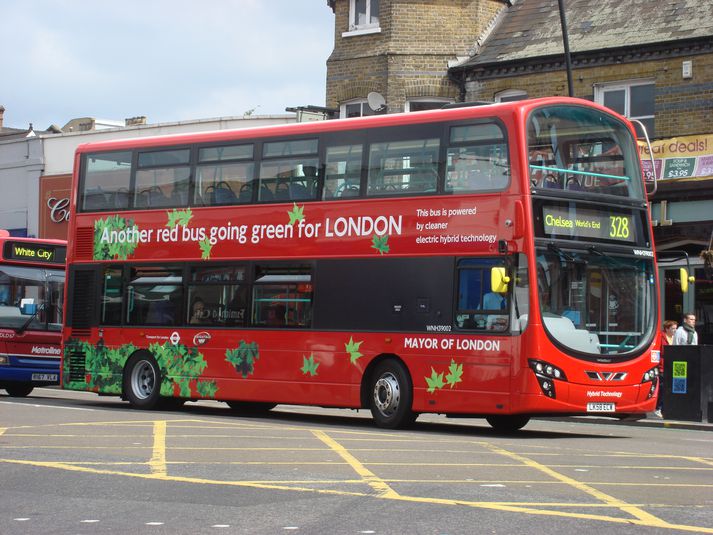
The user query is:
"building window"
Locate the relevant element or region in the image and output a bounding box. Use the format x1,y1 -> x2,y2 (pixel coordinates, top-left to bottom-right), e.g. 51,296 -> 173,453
595,81 -> 655,137
495,89 -> 527,103
404,98 -> 453,112
340,99 -> 385,119
344,0 -> 380,36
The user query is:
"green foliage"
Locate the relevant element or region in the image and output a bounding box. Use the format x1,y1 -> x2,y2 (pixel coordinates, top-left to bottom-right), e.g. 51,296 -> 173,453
371,234 -> 390,255
199,238 -> 212,260
149,342 -> 208,397
226,340 -> 260,378
64,339 -> 210,399
445,359 -> 464,388
300,353 -> 319,376
425,368 -> 445,393
93,215 -> 138,260
196,380 -> 218,398
166,208 -> 193,228
63,338 -> 136,393
425,359 -> 464,393
287,203 -> 305,225
345,336 -> 363,365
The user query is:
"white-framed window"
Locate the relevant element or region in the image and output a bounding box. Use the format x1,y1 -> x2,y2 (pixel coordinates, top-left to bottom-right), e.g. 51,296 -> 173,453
594,80 -> 655,137
340,99 -> 386,119
495,89 -> 528,103
343,0 -> 381,37
404,97 -> 454,113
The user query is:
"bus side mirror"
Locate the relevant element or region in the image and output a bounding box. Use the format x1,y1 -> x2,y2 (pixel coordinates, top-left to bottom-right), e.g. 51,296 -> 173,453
679,268 -> 694,293
491,267 -> 511,294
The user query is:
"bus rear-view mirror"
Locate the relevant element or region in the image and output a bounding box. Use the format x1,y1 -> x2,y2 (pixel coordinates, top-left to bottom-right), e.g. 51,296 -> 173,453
491,267 -> 511,294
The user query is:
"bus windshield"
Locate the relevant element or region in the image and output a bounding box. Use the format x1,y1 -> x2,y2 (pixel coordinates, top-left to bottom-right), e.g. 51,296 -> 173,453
528,105 -> 644,200
536,248 -> 656,357
0,265 -> 65,332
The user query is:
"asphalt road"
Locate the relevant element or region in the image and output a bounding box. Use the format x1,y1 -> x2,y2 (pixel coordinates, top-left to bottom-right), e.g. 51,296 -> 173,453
1,387 -> 712,534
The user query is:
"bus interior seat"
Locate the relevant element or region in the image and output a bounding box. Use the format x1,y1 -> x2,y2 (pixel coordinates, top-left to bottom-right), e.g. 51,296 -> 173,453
145,299 -> 176,325
207,181 -> 237,205
84,189 -> 110,210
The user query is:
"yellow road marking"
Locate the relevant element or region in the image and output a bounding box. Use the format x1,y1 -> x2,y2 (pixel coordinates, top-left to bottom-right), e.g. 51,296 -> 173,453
149,421 -> 167,476
2,457 -> 712,533
481,442 -> 673,528
2,417 -> 713,533
311,429 -> 399,498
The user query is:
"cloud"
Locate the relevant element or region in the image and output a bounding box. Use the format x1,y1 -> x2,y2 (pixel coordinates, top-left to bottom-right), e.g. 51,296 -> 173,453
1,0 -> 333,128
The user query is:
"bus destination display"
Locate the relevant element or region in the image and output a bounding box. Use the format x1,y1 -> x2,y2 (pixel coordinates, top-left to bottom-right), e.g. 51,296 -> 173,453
542,205 -> 636,243
3,241 -> 67,265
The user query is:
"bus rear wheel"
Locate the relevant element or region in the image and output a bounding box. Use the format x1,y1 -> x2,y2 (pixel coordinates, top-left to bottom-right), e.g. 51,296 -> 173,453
369,360 -> 416,429
5,384 -> 34,397
485,415 -> 530,433
123,354 -> 162,410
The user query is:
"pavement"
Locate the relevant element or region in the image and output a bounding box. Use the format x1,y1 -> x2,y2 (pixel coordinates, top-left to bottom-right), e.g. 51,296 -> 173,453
541,412 -> 713,431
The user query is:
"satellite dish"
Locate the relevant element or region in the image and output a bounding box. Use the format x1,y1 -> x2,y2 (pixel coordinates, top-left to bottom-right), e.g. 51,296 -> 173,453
367,92 -> 386,112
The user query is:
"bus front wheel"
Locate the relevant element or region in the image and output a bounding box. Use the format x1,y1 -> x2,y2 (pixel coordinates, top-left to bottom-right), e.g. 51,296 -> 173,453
123,354 -> 162,410
485,415 -> 530,433
4,384 -> 34,397
369,360 -> 416,429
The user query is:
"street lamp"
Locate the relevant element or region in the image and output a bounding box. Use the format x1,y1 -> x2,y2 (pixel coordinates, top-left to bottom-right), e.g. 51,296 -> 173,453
557,0 -> 574,97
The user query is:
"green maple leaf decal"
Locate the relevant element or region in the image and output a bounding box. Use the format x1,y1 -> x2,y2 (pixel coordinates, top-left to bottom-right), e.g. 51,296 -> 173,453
371,234 -> 390,255
300,354 -> 320,376
345,336 -> 364,364
445,359 -> 463,388
196,380 -> 218,398
93,215 -> 138,260
225,340 -> 260,378
288,203 -> 305,225
166,208 -> 193,228
199,238 -> 212,259
425,368 -> 446,393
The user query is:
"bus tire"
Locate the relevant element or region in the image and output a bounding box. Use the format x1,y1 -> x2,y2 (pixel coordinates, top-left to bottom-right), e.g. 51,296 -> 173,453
123,353 -> 162,410
369,360 -> 416,429
485,415 -> 530,433
226,401 -> 276,414
5,384 -> 34,397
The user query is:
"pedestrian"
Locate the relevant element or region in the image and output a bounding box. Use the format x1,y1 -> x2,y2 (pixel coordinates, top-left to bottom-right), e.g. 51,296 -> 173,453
673,313 -> 698,345
656,320 -> 677,418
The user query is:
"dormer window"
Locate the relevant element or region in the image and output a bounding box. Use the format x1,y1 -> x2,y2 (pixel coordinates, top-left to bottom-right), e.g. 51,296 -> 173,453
343,0 -> 381,37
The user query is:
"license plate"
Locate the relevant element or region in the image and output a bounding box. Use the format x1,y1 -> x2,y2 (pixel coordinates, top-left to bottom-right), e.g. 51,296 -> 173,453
587,402 -> 615,412
31,373 -> 58,382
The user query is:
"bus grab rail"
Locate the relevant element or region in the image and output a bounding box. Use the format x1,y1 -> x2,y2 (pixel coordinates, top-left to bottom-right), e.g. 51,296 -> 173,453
528,164 -> 631,181
630,119 -> 658,197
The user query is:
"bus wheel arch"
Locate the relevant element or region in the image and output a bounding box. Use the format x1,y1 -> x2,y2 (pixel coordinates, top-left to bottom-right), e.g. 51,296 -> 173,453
362,354 -> 417,429
123,350 -> 162,410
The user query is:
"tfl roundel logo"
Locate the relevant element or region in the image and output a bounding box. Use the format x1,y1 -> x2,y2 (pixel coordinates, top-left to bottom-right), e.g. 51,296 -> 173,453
193,332 -> 211,346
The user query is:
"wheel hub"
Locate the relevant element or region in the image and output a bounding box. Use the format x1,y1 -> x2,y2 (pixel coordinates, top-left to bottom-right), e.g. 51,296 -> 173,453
373,372 -> 400,416
131,360 -> 155,400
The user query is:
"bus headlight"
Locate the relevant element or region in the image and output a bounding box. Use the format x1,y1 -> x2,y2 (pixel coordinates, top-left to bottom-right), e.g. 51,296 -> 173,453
529,359 -> 567,398
641,366 -> 660,399
0,355 -> 8,365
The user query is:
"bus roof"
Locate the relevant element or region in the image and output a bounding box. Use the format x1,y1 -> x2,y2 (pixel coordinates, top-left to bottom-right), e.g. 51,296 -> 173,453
73,96 -> 609,155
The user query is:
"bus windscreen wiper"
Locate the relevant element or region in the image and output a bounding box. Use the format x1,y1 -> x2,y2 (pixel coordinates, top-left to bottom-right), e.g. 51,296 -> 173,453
548,243 -> 576,262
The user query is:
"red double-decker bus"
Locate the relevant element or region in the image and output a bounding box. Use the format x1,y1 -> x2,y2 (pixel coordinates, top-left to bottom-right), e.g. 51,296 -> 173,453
62,97 -> 661,431
0,231 -> 66,397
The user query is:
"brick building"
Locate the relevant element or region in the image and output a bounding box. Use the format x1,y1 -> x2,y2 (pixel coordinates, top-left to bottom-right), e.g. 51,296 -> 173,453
325,0 -> 713,339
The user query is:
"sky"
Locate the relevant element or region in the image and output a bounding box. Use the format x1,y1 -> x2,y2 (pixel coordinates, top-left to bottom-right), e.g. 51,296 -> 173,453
1,1 -> 335,130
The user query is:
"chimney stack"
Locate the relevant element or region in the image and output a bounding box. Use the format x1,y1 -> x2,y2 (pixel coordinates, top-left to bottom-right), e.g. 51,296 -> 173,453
0,105 -> 5,128
125,116 -> 147,126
